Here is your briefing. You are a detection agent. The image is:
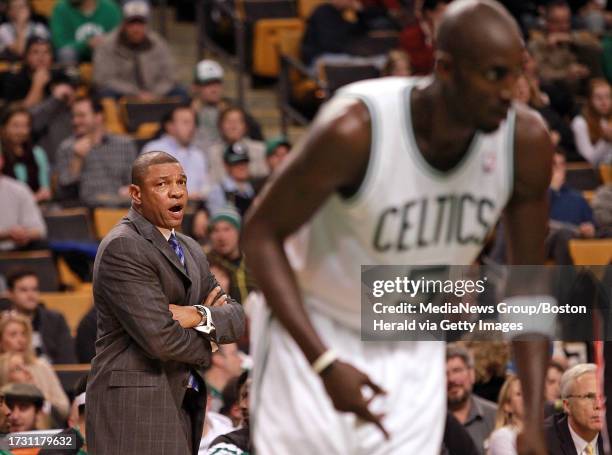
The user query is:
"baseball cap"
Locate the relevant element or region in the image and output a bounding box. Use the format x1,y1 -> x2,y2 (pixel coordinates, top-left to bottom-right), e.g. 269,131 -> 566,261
223,143 -> 250,165
211,206 -> 241,230
194,59 -> 224,85
265,136 -> 291,156
2,383 -> 44,408
123,0 -> 150,21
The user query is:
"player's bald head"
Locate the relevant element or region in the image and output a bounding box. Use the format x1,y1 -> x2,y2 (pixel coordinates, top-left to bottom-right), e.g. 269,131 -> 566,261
131,151 -> 180,186
437,0 -> 523,64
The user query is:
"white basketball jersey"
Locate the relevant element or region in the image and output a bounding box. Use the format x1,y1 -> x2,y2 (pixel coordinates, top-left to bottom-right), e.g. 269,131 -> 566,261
285,77 -> 516,330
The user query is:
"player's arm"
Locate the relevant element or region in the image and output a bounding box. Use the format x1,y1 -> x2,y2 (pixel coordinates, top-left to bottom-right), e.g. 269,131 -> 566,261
243,97 -> 388,436
503,106 -> 554,454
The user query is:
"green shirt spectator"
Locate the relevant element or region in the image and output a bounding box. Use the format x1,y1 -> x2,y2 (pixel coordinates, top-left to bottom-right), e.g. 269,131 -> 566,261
50,0 -> 121,63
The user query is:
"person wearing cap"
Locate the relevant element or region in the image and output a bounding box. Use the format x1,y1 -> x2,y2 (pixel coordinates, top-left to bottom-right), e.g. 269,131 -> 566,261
252,136 -> 292,193
206,106 -> 268,186
192,59 -> 263,152
208,206 -> 258,305
50,0 -> 122,64
207,143 -> 257,217
2,383 -> 44,433
93,0 -> 188,102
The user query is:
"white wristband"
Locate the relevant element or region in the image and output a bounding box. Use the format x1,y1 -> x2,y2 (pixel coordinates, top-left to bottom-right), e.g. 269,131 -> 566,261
312,349 -> 338,375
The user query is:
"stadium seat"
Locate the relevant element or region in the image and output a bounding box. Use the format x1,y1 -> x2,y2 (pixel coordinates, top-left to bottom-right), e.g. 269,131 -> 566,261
93,208 -> 129,239
600,163 -> 612,184
252,18 -> 304,77
30,0 -> 57,17
568,239 -> 612,265
239,0 -> 298,20
53,363 -> 91,394
298,0 -> 325,18
318,62 -> 380,96
101,97 -> 127,134
565,162 -> 602,191
0,250 -> 60,292
119,97 -> 182,133
44,208 -> 95,242
39,291 -> 92,335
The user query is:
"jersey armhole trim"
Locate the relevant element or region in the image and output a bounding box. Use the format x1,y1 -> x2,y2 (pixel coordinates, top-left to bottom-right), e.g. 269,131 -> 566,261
340,94 -> 380,207
506,108 -> 516,200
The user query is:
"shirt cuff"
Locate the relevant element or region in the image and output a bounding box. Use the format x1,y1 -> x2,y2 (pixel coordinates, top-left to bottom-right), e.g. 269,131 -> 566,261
194,306 -> 218,352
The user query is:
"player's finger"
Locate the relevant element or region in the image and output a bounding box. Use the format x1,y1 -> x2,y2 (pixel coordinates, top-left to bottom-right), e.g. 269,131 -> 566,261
204,286 -> 222,306
364,377 -> 387,397
356,405 -> 389,440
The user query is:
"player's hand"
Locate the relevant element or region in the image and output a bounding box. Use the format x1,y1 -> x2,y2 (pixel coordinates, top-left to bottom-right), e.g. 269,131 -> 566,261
321,360 -> 389,439
516,427 -> 547,455
169,304 -> 201,328
203,285 -> 228,307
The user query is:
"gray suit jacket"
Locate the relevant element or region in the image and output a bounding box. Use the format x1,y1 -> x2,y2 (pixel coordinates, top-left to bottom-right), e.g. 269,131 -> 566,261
86,208 -> 245,455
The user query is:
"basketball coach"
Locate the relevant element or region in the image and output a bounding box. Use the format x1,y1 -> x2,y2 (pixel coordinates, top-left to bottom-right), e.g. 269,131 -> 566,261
86,151 -> 245,454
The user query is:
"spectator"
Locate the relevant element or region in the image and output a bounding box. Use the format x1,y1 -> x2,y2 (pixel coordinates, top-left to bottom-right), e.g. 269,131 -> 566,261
204,343 -> 243,413
0,153 -> 46,252
207,107 -> 267,185
142,105 -> 210,200
207,206 -> 258,304
55,95 -> 137,206
5,269 -> 76,364
548,150 -> 595,263
545,363 -> 604,454
2,383 -> 44,432
381,49 -> 411,77
192,59 -> 263,152
198,393 -> 235,453
0,313 -> 69,418
93,0 -> 188,101
206,370 -> 251,455
50,0 -> 122,64
219,375 -> 242,427
571,78 -> 612,166
252,136 -> 292,194
546,361 -> 565,404
467,339 -> 509,404
527,0 -> 597,113
29,77 -> 77,167
300,0 -> 383,72
592,184 -> 612,237
1,37 -> 60,108
487,375 -> 523,455
0,0 -> 49,60
0,105 -> 51,202
398,0 -> 451,75
207,143 -> 257,216
447,344 -> 497,455
74,307 -> 96,363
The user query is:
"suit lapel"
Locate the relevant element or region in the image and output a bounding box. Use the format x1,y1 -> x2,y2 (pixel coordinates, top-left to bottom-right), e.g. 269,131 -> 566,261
126,208 -> 192,285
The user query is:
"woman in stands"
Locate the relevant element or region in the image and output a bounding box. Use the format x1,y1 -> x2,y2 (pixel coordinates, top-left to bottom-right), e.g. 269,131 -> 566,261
487,375 -> 524,455
571,78 -> 612,166
0,104 -> 51,201
0,313 -> 69,418
0,0 -> 49,60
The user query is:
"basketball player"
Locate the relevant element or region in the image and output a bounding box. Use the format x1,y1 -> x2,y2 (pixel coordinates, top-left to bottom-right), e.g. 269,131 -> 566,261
243,1 -> 553,453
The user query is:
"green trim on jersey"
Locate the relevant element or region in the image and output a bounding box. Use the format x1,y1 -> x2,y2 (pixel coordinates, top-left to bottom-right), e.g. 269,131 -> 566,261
402,84 -> 483,180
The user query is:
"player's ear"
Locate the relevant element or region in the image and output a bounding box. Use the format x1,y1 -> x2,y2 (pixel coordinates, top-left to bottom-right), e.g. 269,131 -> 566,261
434,50 -> 453,79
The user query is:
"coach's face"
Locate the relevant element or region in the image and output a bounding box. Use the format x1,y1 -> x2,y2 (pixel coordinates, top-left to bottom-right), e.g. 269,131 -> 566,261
130,162 -> 188,230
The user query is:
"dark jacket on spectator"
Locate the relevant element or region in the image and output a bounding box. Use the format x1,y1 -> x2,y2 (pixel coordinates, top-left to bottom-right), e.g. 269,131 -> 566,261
544,413 -> 604,454
32,304 -> 77,364
75,306 -> 96,363
301,4 -> 368,65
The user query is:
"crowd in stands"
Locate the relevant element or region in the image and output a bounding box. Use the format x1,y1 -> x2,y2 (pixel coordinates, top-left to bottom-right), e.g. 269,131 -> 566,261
0,0 -> 608,453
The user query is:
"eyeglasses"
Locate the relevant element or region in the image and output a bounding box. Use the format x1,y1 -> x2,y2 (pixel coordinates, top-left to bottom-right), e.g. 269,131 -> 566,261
566,393 -> 607,405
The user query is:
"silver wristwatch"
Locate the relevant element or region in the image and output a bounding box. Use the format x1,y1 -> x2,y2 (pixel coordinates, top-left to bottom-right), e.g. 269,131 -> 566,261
194,305 -> 207,327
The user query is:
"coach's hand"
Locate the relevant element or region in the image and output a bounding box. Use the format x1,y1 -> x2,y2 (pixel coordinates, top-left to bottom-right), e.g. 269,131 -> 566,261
203,286 -> 228,307
516,428 -> 547,455
321,360 -> 389,439
169,305 -> 201,328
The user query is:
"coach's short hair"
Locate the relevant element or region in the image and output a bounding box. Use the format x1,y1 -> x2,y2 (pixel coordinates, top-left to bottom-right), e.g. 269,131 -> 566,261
446,343 -> 474,369
131,151 -> 180,186
560,363 -> 596,399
